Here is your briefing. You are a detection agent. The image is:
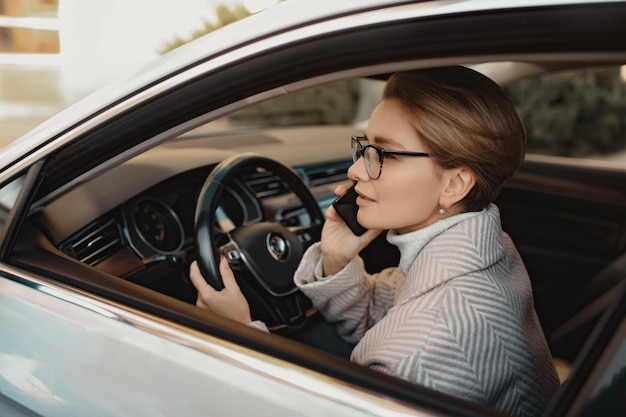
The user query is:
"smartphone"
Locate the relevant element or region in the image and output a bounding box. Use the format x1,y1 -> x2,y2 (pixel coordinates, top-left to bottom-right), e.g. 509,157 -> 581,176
332,184 -> 368,236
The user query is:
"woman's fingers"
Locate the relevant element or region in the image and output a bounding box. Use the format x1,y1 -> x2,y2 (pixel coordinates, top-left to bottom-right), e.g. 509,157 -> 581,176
334,184 -> 348,197
189,260 -> 214,293
327,184 -> 350,219
188,258 -> 252,324
189,258 -> 237,292
219,256 -> 238,289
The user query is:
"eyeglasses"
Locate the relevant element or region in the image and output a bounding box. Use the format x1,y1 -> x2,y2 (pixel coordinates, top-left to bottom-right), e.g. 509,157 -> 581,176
351,135 -> 430,179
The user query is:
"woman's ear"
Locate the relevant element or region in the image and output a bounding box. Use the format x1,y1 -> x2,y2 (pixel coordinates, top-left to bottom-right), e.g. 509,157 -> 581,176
439,167 -> 476,209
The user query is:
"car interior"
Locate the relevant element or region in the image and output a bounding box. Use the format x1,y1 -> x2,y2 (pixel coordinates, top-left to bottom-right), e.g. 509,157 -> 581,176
5,58 -> 626,410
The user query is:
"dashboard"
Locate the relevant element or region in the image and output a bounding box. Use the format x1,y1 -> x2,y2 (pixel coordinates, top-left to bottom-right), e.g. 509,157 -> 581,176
53,160 -> 352,303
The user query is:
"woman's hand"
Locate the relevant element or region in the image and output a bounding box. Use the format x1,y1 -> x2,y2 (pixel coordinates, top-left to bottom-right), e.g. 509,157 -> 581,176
188,258 -> 252,324
321,184 -> 382,275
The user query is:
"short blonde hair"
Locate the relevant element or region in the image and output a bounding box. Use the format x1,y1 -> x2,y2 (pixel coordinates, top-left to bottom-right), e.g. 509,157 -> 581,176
383,67 -> 526,212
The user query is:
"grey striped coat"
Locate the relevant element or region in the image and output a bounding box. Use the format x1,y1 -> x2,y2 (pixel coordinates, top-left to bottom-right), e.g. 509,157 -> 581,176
294,205 -> 559,417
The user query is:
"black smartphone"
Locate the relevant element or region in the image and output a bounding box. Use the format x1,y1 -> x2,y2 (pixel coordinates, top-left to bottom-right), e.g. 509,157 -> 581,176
332,184 -> 368,236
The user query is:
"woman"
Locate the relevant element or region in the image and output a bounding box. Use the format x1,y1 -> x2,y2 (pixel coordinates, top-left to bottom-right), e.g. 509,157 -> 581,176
189,66 -> 560,416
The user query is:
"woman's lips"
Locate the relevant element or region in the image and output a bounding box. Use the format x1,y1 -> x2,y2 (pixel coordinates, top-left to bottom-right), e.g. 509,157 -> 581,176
355,189 -> 375,205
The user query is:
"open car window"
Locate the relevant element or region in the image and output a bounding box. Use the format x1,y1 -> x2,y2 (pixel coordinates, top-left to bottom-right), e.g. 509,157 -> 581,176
183,78 -> 384,138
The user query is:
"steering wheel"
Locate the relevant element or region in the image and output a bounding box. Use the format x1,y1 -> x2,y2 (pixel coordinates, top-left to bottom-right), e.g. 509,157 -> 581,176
194,153 -> 325,330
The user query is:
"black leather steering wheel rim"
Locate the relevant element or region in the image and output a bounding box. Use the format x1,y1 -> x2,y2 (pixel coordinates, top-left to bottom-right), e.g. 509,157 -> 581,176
194,153 -> 325,291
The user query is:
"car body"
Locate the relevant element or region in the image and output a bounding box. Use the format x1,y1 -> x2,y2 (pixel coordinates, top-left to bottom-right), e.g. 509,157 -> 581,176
1,0 -> 626,416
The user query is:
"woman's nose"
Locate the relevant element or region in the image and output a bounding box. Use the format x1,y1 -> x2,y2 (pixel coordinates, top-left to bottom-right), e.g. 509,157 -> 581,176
347,157 -> 369,182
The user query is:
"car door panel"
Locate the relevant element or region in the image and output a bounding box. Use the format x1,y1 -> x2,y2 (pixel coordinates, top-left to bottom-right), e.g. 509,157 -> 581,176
1,271 -> 434,417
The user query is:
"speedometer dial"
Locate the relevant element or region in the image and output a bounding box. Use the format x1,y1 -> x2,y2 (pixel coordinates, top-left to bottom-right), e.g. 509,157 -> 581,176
124,197 -> 184,258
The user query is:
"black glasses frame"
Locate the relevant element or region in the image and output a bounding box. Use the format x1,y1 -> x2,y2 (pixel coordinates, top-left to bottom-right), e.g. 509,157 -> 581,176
351,135 -> 430,179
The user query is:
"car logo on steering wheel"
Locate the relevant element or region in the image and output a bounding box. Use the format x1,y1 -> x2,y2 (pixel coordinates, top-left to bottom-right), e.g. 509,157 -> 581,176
267,233 -> 289,261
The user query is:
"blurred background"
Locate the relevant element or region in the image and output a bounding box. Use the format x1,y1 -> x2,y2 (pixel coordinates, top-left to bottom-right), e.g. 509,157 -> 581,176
0,0 -> 278,147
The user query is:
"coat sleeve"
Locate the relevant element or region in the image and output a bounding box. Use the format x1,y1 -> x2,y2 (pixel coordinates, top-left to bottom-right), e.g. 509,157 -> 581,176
293,243 -> 398,343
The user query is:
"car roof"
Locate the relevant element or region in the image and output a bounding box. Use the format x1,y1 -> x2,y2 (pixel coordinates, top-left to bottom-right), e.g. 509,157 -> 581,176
1,0 -> 624,176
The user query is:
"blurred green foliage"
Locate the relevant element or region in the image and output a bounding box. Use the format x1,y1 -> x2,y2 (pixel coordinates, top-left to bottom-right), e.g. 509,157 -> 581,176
505,66 -> 626,157
159,3 -> 250,54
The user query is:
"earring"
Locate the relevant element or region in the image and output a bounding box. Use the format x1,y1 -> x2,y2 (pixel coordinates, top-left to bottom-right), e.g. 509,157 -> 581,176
438,207 -> 447,215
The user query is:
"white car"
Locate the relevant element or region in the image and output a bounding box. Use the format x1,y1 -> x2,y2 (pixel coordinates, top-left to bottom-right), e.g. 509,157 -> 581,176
1,1 -> 626,416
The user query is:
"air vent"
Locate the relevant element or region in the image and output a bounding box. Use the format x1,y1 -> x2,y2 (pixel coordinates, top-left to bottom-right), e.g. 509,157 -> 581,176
299,160 -> 351,187
60,217 -> 123,265
243,169 -> 290,198
243,160 -> 350,199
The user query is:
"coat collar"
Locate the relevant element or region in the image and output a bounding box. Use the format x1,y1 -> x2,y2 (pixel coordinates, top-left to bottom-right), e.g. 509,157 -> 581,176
387,205 -> 504,305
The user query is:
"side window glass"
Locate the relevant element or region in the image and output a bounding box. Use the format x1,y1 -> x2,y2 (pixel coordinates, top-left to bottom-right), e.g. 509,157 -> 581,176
0,175 -> 25,234
504,65 -> 626,161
